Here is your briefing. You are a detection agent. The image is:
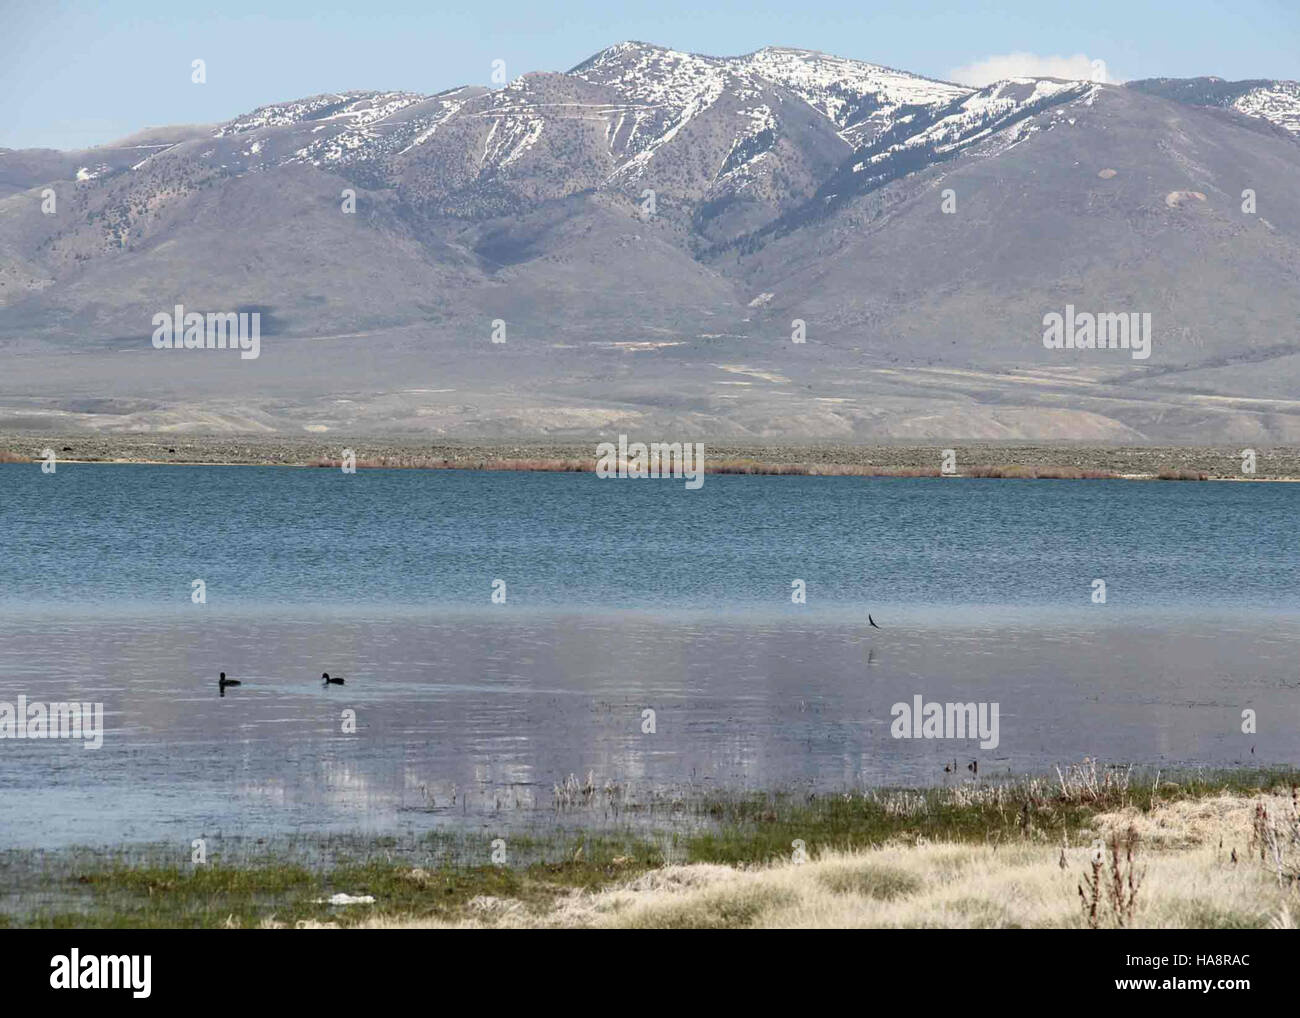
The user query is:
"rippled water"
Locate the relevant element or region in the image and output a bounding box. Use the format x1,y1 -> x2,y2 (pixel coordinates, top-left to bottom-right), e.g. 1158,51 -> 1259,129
2,464 -> 1298,609
0,464 -> 1297,848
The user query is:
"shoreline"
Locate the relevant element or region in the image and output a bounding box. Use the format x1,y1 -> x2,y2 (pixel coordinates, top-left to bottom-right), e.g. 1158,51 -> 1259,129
3,435 -> 1299,481
4,765 -> 1297,929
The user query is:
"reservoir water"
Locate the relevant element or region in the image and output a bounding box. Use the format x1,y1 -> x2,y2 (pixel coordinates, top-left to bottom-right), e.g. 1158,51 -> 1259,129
0,464 -> 1296,848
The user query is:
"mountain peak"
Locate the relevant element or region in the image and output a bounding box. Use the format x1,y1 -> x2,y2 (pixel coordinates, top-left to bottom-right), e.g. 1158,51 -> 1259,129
568,39 -> 683,73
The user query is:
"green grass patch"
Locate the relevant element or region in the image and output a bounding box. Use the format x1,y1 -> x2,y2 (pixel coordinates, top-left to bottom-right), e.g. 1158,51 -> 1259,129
683,767 -> 1300,866
816,865 -> 922,900
5,767 -> 1295,928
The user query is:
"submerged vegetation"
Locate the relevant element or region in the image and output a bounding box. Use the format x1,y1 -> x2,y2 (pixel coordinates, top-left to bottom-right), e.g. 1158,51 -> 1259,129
3,764 -> 1298,929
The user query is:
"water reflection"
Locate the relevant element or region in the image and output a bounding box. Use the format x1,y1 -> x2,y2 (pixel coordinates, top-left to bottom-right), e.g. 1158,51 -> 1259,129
1,608 -> 1297,848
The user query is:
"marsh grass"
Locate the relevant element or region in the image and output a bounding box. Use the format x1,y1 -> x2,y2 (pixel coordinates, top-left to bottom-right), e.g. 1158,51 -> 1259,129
308,455 -> 590,472
684,761 -> 1278,865
7,830 -> 666,929
962,465 -> 1118,479
295,455 -> 1219,482
5,766 -> 1296,929
707,460 -> 943,477
1251,785 -> 1300,886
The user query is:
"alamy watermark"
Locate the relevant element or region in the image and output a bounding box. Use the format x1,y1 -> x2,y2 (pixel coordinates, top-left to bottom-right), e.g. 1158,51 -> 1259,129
890,695 -> 999,750
50,950 -> 150,997
1043,305 -> 1151,360
595,435 -> 705,490
152,304 -> 260,360
0,696 -> 104,749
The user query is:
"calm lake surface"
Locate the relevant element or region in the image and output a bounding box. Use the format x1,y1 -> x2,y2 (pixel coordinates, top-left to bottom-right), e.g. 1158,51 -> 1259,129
0,464 -> 1297,848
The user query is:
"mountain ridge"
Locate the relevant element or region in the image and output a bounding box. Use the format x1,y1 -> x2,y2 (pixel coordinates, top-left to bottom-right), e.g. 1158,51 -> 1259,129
2,42 -> 1299,443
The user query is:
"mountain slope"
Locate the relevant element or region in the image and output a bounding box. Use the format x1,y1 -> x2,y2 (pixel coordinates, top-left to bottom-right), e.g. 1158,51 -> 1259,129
1127,76 -> 1300,136
1,46 -> 1299,442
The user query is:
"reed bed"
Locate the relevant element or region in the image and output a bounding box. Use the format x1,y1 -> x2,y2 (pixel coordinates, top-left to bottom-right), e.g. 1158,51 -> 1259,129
304,454 -> 1134,480
707,460 -> 942,476
962,465 -> 1119,479
308,455 -> 590,472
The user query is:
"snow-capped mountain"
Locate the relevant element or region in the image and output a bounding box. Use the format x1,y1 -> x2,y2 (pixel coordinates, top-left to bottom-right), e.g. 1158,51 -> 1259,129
3,44 -> 1300,443
1127,75 -> 1300,135
172,42 -> 995,231
9,43 -> 1295,238
1230,81 -> 1300,134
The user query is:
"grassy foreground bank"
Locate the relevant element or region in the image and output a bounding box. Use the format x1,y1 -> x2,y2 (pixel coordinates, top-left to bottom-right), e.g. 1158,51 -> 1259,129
4,766 -> 1299,929
2,435 -> 1298,479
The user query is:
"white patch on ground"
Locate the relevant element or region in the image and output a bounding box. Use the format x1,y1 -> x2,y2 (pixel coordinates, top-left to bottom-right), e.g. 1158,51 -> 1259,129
714,364 -> 790,384
1233,81 -> 1300,134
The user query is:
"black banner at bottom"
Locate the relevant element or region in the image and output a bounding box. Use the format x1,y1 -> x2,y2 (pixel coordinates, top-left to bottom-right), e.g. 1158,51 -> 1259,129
0,929 -> 1281,1005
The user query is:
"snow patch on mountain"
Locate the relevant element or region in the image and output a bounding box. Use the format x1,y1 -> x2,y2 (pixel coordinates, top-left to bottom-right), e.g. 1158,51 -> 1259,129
284,92 -> 430,165
217,91 -> 423,138
868,79 -> 1092,161
574,43 -> 732,179
1233,82 -> 1300,134
397,96 -> 475,155
573,42 -> 731,113
714,105 -> 779,187
841,78 -> 1096,198
735,46 -> 971,144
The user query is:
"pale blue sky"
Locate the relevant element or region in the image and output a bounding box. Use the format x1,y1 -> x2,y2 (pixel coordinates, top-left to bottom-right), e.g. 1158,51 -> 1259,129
3,0 -> 1297,150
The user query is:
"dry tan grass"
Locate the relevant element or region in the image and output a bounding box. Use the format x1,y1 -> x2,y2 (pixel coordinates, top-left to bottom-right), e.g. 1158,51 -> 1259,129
963,465 -> 1118,480
352,792 -> 1298,929
1093,791 -> 1265,848
0,449 -> 30,463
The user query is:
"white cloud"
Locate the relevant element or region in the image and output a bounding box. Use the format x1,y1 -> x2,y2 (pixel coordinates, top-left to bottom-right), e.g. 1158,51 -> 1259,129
948,52 -> 1116,87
